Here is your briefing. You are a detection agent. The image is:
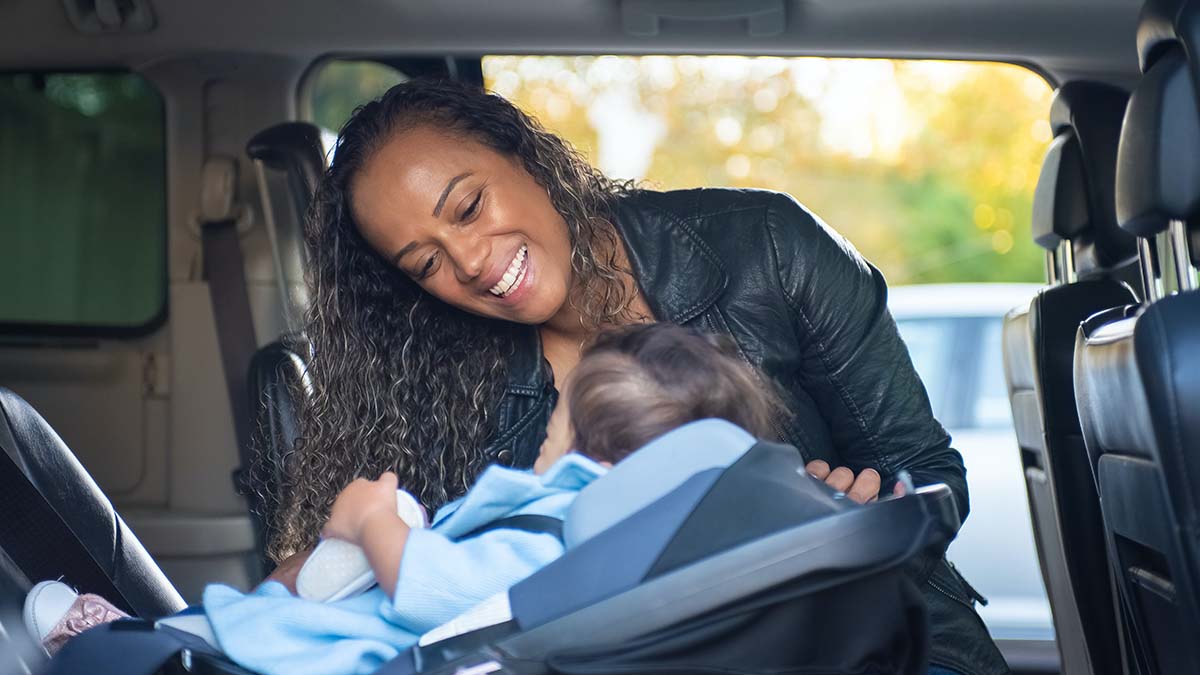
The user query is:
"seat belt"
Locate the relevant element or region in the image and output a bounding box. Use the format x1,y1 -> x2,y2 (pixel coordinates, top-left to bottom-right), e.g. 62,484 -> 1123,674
197,159 -> 261,533
0,410 -> 133,615
456,515 -> 564,543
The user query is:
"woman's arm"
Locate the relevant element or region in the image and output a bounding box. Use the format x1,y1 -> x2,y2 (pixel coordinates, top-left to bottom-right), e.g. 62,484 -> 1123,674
763,193 -> 970,523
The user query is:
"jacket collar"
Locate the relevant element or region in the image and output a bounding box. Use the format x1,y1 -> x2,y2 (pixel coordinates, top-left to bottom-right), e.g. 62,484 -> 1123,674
504,190 -> 729,393
613,190 -> 728,325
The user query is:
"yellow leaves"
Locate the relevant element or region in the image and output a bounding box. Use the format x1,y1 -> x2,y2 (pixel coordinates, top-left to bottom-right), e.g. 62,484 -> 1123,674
975,204 -> 997,230
478,54 -> 1054,282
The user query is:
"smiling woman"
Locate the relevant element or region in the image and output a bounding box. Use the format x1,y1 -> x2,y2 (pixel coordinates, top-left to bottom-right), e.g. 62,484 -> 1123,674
273,77 -> 1009,675
350,126 -> 581,328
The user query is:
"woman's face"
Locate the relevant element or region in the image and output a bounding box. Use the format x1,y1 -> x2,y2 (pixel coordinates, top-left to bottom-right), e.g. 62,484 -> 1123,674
351,126 -> 576,326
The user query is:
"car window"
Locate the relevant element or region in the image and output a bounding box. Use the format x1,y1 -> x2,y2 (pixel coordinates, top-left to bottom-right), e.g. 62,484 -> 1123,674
301,56 -> 1052,287
973,318 -> 1013,428
0,72 -> 166,332
307,60 -> 406,136
893,318 -> 955,424
481,56 -> 1052,287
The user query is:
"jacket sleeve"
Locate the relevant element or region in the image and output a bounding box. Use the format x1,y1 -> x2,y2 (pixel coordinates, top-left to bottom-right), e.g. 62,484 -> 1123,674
763,192 -> 970,525
386,527 -> 564,633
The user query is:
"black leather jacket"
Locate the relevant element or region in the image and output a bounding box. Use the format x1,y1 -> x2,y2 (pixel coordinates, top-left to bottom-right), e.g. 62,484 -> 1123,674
485,188 -> 1009,674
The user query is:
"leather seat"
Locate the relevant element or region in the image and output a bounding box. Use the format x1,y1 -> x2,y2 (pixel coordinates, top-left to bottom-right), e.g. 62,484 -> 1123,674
1075,8 -> 1200,671
243,122 -> 324,567
246,336 -> 310,565
1001,82 -> 1136,675
0,387 -> 184,619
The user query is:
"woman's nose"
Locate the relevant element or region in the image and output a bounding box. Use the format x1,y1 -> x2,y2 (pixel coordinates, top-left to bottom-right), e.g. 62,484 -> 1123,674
442,234 -> 489,284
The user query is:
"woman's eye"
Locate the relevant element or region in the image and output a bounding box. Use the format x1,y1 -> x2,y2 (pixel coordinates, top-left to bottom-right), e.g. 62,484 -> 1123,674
416,254 -> 437,280
461,192 -> 482,220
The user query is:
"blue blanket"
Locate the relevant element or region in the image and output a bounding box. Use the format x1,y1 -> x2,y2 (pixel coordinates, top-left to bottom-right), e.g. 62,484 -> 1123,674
203,454 -> 606,675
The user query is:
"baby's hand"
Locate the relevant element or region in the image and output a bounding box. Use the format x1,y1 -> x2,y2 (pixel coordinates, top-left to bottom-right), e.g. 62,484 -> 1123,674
322,471 -> 400,545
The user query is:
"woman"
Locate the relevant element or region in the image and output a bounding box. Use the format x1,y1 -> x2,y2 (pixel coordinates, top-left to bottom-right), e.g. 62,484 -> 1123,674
266,78 -> 1008,675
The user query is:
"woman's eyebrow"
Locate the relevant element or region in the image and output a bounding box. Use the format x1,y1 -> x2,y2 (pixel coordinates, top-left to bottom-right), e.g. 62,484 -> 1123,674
391,241 -> 420,267
433,172 -> 473,217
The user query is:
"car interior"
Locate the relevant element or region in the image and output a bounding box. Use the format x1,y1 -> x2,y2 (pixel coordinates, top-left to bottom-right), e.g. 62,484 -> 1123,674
1,0 -> 1198,674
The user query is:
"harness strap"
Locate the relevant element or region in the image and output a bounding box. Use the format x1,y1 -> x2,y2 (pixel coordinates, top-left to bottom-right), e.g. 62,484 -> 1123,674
456,514 -> 564,543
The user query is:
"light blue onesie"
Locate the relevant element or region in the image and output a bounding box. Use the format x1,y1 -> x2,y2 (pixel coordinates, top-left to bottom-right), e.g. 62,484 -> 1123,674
202,453 -> 607,675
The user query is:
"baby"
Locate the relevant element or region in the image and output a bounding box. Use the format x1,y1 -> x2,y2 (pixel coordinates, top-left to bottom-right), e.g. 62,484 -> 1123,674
28,323 -> 783,675
316,321 -> 783,603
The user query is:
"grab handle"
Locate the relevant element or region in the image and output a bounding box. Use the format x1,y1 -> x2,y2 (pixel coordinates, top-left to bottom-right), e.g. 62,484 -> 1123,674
620,0 -> 786,37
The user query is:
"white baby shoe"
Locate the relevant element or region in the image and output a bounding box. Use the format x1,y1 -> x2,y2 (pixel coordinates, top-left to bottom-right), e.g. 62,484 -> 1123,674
296,489 -> 427,602
23,580 -> 78,646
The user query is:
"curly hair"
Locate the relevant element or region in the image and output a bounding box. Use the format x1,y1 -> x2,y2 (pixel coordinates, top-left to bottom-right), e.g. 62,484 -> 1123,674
263,78 -> 636,562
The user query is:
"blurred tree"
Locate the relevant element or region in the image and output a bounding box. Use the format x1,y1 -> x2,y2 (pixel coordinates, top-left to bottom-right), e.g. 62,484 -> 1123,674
309,60 -> 405,133
310,56 -> 1054,285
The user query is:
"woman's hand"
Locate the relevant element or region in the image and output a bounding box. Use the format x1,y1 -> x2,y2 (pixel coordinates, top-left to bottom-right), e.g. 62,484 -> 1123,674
804,460 -> 884,504
322,471 -> 400,545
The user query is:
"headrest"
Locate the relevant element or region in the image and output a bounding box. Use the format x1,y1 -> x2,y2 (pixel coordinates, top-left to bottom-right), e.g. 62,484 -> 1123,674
1135,0 -> 1200,73
564,419 -> 756,548
1116,46 -> 1200,237
1032,82 -> 1136,271
246,122 -> 327,216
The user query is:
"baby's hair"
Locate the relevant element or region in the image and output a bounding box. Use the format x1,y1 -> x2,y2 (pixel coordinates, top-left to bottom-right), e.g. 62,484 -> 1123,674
567,323 -> 784,464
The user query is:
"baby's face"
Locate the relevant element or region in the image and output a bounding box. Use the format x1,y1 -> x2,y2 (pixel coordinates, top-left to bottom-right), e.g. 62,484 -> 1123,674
534,395 -> 573,475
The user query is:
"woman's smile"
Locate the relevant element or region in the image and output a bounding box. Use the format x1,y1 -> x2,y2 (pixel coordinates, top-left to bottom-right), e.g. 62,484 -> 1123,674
351,126 -> 576,326
487,244 -> 529,298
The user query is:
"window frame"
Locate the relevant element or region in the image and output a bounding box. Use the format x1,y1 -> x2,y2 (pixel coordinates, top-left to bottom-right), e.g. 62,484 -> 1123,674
297,55 -> 483,128
0,68 -> 169,339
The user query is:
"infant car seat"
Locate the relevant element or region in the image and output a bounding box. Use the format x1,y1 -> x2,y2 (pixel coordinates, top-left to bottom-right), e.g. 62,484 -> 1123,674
50,420 -> 959,675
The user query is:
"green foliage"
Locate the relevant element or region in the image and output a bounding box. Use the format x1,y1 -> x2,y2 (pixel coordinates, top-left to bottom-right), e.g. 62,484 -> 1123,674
309,56 -> 1056,285
0,73 -> 166,327
309,61 -> 405,133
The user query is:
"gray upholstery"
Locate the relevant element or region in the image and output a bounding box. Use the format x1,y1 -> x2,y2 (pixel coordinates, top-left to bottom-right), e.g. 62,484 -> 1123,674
1074,293 -> 1200,674
1004,81 -> 1134,675
564,419 -> 755,548
1072,7 -> 1200,670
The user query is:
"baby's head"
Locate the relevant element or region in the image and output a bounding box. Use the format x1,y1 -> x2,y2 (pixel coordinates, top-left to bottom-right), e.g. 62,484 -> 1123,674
534,323 -> 782,473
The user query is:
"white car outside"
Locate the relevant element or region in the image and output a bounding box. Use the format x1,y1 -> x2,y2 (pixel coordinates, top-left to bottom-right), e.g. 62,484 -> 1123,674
889,283 -> 1052,647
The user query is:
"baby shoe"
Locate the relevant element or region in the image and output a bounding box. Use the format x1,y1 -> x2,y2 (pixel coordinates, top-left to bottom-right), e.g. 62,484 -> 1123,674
23,580 -> 128,655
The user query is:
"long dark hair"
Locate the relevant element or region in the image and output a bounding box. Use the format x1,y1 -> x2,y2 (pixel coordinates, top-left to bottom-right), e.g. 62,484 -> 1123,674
266,78 -> 636,561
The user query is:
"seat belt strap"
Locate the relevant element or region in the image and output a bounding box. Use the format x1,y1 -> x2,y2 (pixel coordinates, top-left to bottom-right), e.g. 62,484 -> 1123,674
456,515 -> 564,543
201,218 -> 259,498
0,408 -> 133,614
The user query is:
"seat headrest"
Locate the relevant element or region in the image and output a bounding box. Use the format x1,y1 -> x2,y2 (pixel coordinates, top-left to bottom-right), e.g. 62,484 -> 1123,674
564,419 -> 756,548
1135,0 -> 1200,73
246,122 -> 327,216
1116,46 -> 1200,237
1032,82 -> 1136,272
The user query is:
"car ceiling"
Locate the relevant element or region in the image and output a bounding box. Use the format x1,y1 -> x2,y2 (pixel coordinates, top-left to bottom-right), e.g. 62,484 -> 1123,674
0,0 -> 1143,85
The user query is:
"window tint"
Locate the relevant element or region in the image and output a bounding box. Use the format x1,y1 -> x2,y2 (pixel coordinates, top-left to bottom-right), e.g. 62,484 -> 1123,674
307,60 -> 406,136
0,72 -> 166,331
973,318 -> 1013,428
894,318 -> 956,423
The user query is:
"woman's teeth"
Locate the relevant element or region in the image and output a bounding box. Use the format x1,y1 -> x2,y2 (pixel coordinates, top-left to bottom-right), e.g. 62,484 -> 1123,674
489,245 -> 528,298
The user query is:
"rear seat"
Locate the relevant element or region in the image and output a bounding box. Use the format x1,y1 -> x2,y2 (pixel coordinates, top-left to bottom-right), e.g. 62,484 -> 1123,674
1074,6 -> 1200,671
0,387 -> 184,618
242,122 -> 324,568
1000,81 -> 1135,675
